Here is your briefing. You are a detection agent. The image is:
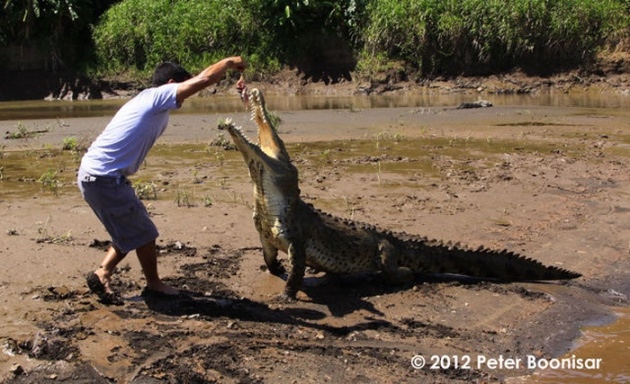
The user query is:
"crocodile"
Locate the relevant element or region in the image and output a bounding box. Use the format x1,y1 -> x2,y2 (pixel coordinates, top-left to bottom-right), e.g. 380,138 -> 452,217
219,88 -> 581,300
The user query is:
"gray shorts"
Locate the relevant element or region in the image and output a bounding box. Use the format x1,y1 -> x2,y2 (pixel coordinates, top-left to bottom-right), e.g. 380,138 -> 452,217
78,169 -> 158,254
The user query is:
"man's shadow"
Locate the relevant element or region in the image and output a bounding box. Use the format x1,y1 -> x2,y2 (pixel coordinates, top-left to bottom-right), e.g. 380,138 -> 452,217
138,275 -> 405,337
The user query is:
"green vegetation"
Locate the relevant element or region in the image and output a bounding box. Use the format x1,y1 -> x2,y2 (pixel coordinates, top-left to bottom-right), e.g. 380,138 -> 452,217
175,185 -> 195,207
266,110 -> 282,128
360,0 -> 629,75
91,0 -> 357,77
88,0 -> 630,79
92,0 -> 265,76
207,133 -> 236,151
5,122 -> 35,139
62,136 -> 88,163
4,122 -> 54,140
36,216 -> 73,244
1,0 -> 629,83
375,131 -> 406,150
1,0 -> 118,71
38,170 -> 60,195
62,136 -> 79,151
203,194 -> 213,207
133,181 -> 158,200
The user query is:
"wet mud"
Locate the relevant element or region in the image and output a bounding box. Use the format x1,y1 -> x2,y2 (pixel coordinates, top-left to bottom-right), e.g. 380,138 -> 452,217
0,103 -> 629,383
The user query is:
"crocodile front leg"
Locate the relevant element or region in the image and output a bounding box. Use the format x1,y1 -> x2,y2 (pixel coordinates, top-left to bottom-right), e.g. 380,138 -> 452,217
254,212 -> 285,275
285,242 -> 306,300
260,233 -> 285,275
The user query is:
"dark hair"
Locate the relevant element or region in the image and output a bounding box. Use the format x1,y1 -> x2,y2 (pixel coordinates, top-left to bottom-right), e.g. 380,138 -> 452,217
152,62 -> 193,87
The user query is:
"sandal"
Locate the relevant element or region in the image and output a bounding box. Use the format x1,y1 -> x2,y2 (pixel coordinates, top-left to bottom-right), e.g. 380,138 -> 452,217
86,272 -> 124,306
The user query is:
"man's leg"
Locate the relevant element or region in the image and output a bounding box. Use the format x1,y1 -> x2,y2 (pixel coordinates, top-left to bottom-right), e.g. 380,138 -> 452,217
93,245 -> 127,293
136,240 -> 179,295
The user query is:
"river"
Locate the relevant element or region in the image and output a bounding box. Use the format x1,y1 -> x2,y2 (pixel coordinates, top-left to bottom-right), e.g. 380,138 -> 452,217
2,91 -> 630,121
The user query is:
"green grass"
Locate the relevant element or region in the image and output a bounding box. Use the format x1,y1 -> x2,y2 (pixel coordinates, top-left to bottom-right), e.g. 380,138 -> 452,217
38,170 -> 60,196
90,0 -> 630,79
4,122 -> 43,139
359,0 -> 629,75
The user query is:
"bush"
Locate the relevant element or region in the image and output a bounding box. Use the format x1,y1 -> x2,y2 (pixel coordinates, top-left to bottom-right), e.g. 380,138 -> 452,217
358,0 -> 630,75
93,0 -> 266,75
92,0 -> 630,79
93,0 -> 359,79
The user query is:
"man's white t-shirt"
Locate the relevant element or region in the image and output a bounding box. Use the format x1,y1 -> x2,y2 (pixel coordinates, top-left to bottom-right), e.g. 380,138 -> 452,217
80,83 -> 179,177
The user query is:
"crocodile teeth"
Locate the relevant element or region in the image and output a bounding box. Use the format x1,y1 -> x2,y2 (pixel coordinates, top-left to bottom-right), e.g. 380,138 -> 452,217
227,123 -> 257,146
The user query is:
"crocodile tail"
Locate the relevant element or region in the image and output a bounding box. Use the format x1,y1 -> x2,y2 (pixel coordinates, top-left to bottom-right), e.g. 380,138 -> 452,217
410,239 -> 581,281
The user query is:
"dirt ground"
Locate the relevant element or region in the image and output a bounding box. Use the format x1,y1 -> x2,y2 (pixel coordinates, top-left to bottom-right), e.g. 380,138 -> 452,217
0,81 -> 629,383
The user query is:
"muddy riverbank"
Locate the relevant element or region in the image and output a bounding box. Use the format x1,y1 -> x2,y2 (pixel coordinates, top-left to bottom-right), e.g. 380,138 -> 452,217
0,97 -> 629,382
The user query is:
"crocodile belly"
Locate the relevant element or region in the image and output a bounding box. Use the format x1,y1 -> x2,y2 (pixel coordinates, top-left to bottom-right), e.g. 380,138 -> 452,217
305,240 -> 380,275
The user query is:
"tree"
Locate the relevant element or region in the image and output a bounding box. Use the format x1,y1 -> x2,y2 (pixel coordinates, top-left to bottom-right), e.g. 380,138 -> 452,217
1,0 -> 119,70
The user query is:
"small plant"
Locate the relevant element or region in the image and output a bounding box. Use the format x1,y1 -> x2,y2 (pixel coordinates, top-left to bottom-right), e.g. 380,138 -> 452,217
375,133 -> 384,150
34,145 -> 56,159
37,229 -> 73,244
51,232 -> 74,244
133,181 -> 158,200
5,122 -> 49,140
35,217 -> 73,244
70,150 -> 82,164
343,196 -> 356,220
62,135 -> 88,163
214,150 -> 226,167
203,194 -> 213,207
226,190 -> 239,204
38,170 -> 60,195
267,110 -> 282,128
319,149 -> 331,163
375,131 -> 405,150
219,176 -> 228,190
5,122 -> 30,139
62,136 -> 85,164
206,141 -> 227,166
192,169 -> 203,184
175,185 -> 195,207
208,133 -> 236,151
62,136 -> 79,151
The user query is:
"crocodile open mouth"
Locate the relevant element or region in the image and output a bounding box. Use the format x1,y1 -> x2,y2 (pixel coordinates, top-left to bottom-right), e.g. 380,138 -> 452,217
241,87 -> 285,160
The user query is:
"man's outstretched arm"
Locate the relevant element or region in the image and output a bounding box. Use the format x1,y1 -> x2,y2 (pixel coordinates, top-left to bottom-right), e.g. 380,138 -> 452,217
176,56 -> 246,103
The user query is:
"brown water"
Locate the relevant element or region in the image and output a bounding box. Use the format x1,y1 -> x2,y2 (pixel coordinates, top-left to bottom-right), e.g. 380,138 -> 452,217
2,91 -> 630,121
524,308 -> 630,383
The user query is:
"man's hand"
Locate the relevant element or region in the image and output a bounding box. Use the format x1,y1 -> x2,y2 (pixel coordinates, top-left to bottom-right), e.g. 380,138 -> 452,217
176,56 -> 247,104
229,56 -> 247,73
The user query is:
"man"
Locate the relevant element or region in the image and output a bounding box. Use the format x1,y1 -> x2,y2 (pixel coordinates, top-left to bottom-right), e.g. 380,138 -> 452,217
78,57 -> 246,304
